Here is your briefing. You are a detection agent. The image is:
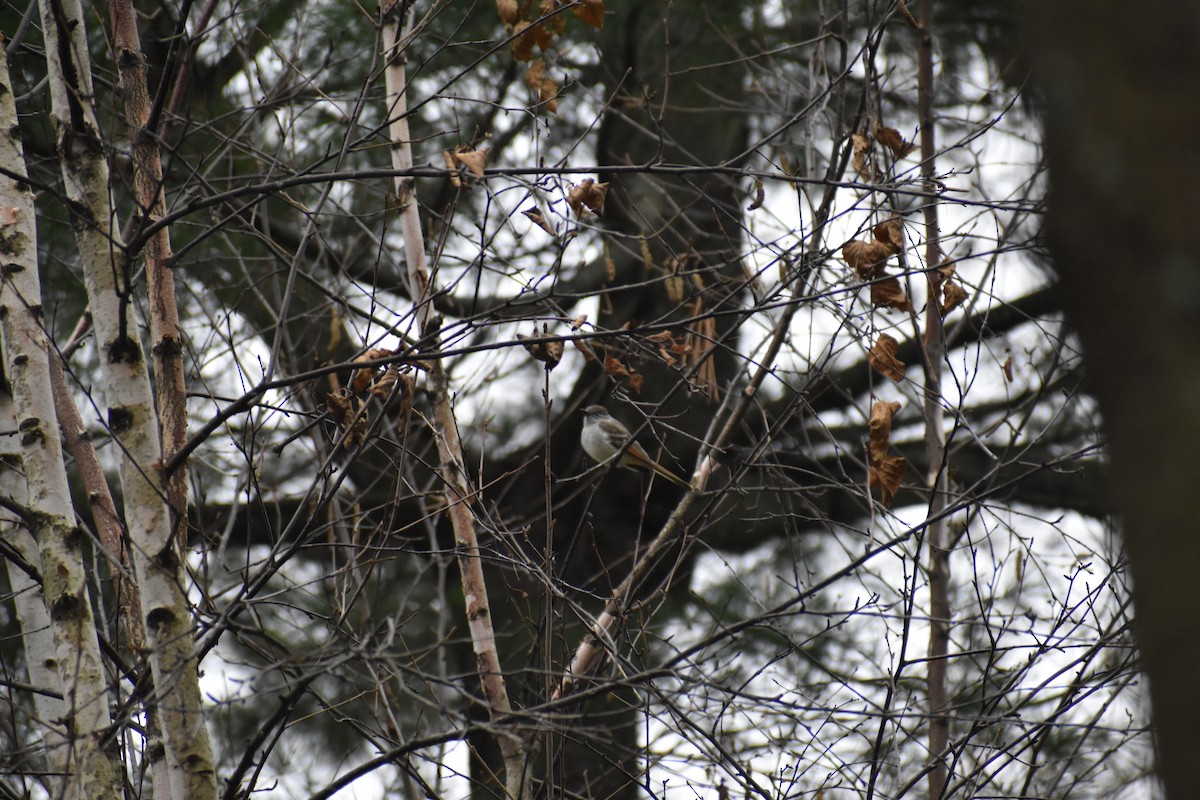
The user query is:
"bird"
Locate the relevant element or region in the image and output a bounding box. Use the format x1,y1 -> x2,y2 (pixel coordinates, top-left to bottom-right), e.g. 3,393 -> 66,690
580,405 -> 690,488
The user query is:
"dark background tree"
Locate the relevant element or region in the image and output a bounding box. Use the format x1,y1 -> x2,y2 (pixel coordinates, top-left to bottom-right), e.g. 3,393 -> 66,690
1036,2 -> 1200,798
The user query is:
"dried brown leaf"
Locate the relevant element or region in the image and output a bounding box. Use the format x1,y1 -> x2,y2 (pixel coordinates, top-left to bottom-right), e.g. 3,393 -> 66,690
870,276 -> 913,312
496,0 -> 520,25
867,399 -> 906,506
842,239 -> 892,278
603,354 -> 630,379
896,0 -> 921,29
940,280 -> 969,316
869,455 -> 908,507
872,218 -> 904,253
456,147 -> 488,177
396,373 -> 416,433
571,0 -> 604,27
523,59 -> 558,112
572,338 -> 598,361
541,0 -> 567,33
567,178 -> 608,216
442,150 -> 462,188
518,325 -> 563,369
868,400 -> 901,462
851,132 -> 875,181
747,179 -> 765,211
868,334 -> 906,381
351,348 -> 394,393
522,205 -> 556,236
1002,354 -> 1014,383
369,365 -> 398,397
875,124 -> 918,158
512,21 -> 552,61
627,371 -> 644,393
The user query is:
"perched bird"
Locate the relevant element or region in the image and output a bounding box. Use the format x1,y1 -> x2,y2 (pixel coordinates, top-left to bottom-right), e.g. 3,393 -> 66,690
580,405 -> 690,488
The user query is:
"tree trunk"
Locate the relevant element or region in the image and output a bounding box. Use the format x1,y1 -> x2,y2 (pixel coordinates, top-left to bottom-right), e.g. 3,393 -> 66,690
1035,3 -> 1200,797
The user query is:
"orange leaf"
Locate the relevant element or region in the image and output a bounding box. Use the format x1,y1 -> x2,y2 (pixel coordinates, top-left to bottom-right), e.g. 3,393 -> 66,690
512,21 -> 552,61
572,338 -> 598,362
351,348 -> 394,393
603,354 -> 630,379
870,276 -> 913,313
523,60 -> 559,112
571,0 -> 604,27
541,0 -> 567,34
868,334 -> 906,381
874,124 -> 917,158
496,0 -> 520,25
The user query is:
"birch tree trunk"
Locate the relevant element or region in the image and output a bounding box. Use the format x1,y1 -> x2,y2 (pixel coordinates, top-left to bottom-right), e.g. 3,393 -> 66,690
0,38 -> 123,800
0,394 -> 73,800
36,0 -> 217,795
380,3 -> 528,797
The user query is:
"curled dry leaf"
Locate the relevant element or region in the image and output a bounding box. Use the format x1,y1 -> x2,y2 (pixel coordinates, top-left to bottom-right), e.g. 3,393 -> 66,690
567,178 -> 608,217
327,390 -> 368,449
874,124 -> 918,158
870,454 -> 908,507
442,145 -> 489,188
872,218 -> 904,253
522,206 -> 556,236
645,330 -> 679,367
870,277 -> 913,313
455,147 -> 488,177
1002,354 -> 1015,383
571,0 -> 605,27
940,281 -> 969,316
572,338 -> 598,362
517,324 -> 563,369
896,0 -> 921,29
496,0 -> 520,25
868,333 -> 906,382
370,365 -> 399,397
842,240 -> 893,278
627,371 -> 644,394
868,399 -> 907,507
570,314 -> 588,331
524,59 -> 559,112
540,0 -> 567,34
747,179 -> 765,211
512,21 -> 553,61
603,353 -> 630,379
396,373 -> 416,433
851,132 -> 876,181
351,348 -> 395,393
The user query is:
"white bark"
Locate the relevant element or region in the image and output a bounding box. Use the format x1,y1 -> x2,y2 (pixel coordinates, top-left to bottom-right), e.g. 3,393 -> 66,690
381,3 -> 528,797
0,400 -> 73,800
36,0 -> 217,795
0,38 -> 123,800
